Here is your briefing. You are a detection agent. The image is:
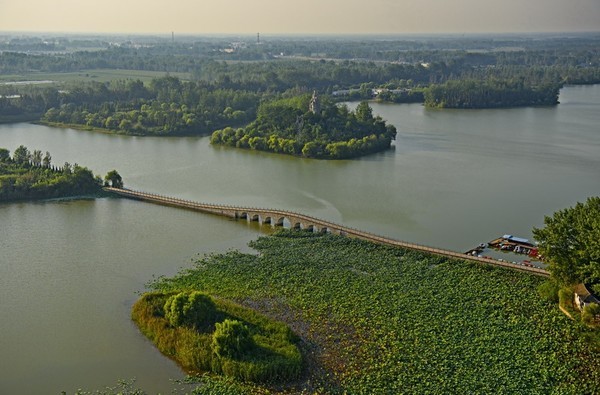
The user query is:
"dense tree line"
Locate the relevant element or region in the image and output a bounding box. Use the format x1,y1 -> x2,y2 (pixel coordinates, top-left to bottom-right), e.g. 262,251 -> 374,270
0,88 -> 56,122
0,145 -> 102,201
2,37 -> 599,91
424,79 -> 560,108
40,77 -> 260,135
211,95 -> 396,159
2,35 -> 599,131
1,33 -> 599,72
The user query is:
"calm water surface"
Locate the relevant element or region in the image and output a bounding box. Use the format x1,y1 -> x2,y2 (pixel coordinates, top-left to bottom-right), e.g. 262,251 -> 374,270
0,85 -> 598,393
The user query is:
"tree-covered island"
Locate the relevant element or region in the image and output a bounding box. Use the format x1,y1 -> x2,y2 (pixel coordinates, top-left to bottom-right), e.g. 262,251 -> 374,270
210,93 -> 397,159
0,145 -> 118,201
132,290 -> 302,384
424,79 -> 560,108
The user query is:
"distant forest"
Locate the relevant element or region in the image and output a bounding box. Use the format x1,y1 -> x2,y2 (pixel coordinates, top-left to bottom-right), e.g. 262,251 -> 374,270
1,34 -> 599,151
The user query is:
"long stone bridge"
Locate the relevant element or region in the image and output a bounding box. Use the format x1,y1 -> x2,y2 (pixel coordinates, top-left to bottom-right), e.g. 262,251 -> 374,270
104,187 -> 549,277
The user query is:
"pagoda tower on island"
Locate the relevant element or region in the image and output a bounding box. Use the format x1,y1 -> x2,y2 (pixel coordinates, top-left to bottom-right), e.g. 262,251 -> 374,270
309,91 -> 320,114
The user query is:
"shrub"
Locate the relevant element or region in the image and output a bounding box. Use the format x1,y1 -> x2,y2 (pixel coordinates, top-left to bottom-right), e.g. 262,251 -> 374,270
537,279 -> 560,303
163,291 -> 216,329
582,303 -> 600,325
558,287 -> 574,309
212,319 -> 254,359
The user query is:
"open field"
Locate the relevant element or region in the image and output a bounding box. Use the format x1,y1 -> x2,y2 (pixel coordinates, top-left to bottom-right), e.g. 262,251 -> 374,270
0,69 -> 190,84
151,230 -> 600,394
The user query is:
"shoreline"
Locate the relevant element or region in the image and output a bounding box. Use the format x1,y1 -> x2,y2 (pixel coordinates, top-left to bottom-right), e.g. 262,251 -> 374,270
35,120 -> 214,138
0,190 -> 111,205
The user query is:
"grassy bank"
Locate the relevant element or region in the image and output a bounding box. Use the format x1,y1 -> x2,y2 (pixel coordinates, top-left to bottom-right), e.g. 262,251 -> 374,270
148,230 -> 600,394
36,121 -> 123,135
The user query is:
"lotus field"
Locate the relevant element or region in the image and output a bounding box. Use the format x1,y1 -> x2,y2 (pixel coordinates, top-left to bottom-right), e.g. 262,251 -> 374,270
150,230 -> 600,394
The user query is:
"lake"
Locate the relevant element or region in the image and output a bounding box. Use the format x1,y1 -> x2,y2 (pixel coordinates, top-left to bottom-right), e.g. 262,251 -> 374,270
0,84 -> 598,393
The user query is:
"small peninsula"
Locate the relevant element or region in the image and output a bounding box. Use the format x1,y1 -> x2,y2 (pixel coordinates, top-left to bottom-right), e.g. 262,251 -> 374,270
0,145 -> 117,201
210,93 -> 397,159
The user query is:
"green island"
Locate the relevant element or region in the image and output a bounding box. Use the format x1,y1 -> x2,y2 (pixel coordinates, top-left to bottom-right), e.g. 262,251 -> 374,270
0,145 -> 99,201
210,94 -> 397,159
132,291 -> 301,384
135,228 -> 600,394
424,79 -> 560,108
0,145 -> 123,201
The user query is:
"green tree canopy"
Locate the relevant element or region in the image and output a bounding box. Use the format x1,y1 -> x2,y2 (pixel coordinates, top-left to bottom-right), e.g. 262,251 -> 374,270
211,319 -> 254,359
104,170 -> 123,188
211,95 -> 396,159
533,197 -> 600,292
163,291 -> 216,329
0,146 -> 101,201
355,101 -> 374,122
0,148 -> 10,162
12,145 -> 30,165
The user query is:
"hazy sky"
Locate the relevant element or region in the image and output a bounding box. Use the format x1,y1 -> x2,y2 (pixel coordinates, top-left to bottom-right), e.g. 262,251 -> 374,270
0,0 -> 598,35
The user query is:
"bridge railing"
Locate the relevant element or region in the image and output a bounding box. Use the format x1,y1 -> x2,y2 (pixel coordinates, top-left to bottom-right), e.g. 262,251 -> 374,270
103,187 -> 549,276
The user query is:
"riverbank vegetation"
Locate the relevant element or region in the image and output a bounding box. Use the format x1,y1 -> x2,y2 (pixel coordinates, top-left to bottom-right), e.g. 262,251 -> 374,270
210,96 -> 396,159
0,145 -> 103,201
533,197 -> 600,333
147,230 -> 600,394
131,291 -> 302,383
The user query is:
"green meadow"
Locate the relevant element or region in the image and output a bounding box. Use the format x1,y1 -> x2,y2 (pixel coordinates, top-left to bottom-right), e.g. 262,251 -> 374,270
0,69 -> 190,84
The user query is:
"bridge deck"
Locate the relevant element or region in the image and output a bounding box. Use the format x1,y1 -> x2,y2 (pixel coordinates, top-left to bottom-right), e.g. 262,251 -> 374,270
104,187 -> 549,277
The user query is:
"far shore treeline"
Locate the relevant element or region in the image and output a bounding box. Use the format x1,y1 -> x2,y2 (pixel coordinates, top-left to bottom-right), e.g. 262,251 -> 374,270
1,34 -> 599,159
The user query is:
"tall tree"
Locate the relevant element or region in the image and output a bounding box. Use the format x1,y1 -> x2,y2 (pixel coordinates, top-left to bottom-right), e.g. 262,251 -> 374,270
533,197 -> 600,293
0,148 -> 10,162
42,151 -> 52,168
12,145 -> 30,165
31,150 -> 42,167
355,101 -> 373,122
104,170 -> 123,188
